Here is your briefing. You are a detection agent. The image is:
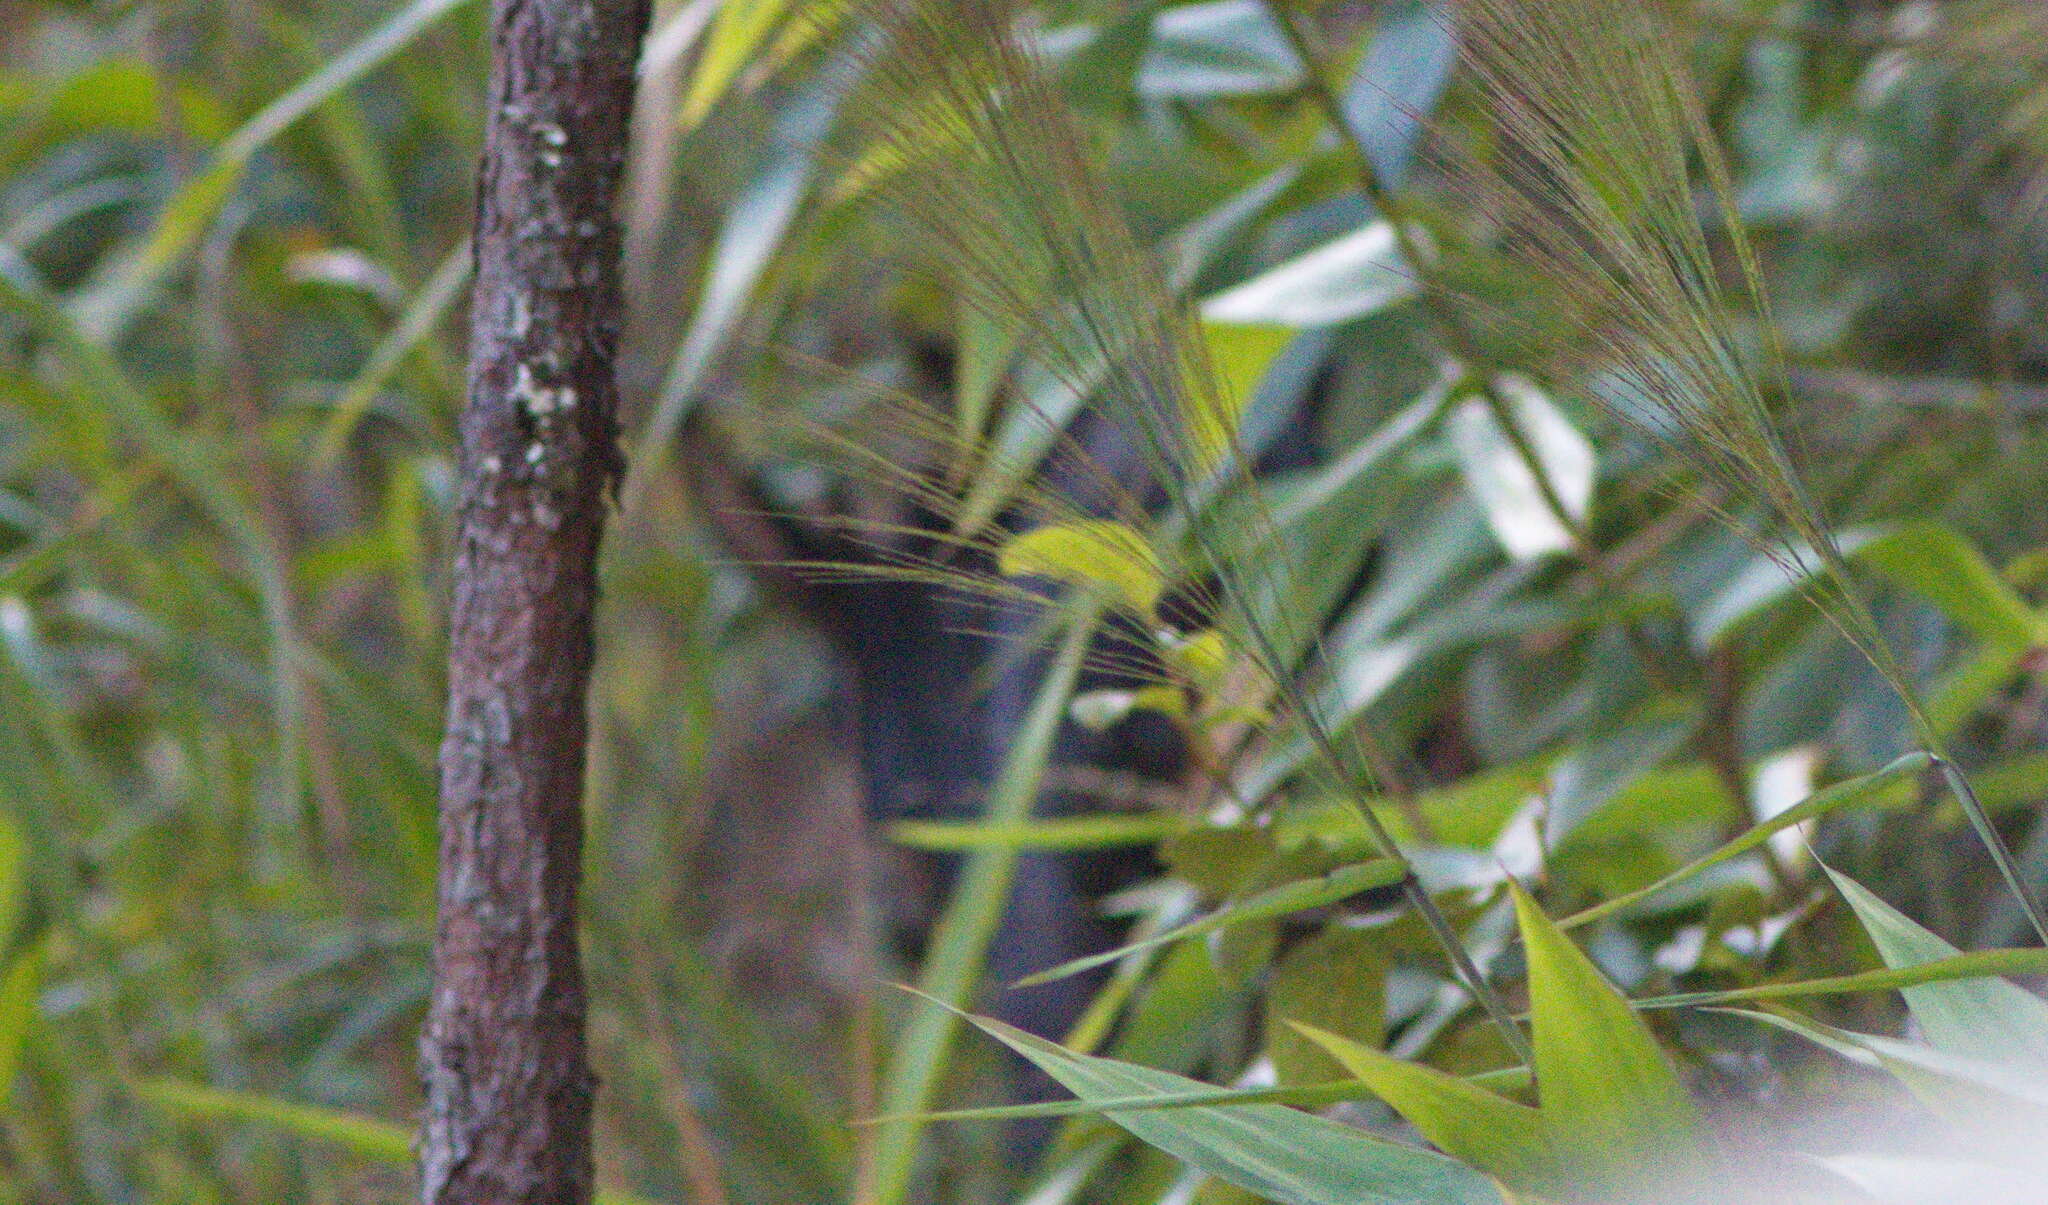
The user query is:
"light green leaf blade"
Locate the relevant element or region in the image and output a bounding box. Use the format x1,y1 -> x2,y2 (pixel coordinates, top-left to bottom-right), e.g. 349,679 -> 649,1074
0,943 -> 43,1095
998,520 -> 1165,617
865,1079 -> 1383,1126
1856,521 -> 2048,650
888,812 -> 1179,853
1294,1024 -> 1561,1198
1136,0 -> 1300,100
1200,221 -> 1411,328
867,620 -> 1093,1205
0,815 -> 22,946
134,1079 -> 665,1205
956,1008 -> 1503,1204
1016,858 -> 1406,987
1726,1008 -> 2048,1137
1190,320 -> 1294,471
1816,1153 -> 2042,1205
1638,949 -> 2048,1010
1823,865 -> 2048,1069
1561,753 -> 1931,930
135,1079 -> 412,1162
1693,522 -> 2046,650
1447,377 -> 1594,563
1512,882 -> 1710,1195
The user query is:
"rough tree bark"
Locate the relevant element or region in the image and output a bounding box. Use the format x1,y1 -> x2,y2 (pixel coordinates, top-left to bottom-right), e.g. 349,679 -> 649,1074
419,0 -> 650,1201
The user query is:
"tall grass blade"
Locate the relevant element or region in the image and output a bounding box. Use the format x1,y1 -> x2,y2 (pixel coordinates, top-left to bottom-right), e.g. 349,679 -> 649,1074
865,616 -> 1092,1205
73,0 -> 473,338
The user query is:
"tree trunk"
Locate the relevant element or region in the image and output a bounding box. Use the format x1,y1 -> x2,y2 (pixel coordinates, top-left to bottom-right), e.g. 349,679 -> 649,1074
419,0 -> 649,1200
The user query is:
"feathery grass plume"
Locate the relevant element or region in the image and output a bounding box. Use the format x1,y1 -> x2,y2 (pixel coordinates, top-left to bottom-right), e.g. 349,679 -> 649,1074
1449,0 -> 2048,941
825,0 -> 1536,1062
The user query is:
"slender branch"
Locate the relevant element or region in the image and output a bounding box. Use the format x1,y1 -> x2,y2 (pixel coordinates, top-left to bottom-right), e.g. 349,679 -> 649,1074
418,0 -> 653,1201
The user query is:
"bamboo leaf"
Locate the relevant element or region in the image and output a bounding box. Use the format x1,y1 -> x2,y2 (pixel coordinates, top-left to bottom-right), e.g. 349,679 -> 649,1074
134,1080 -> 664,1204
1692,522 -> 2047,651
1725,1008 -> 2048,1135
1294,1023 -> 1561,1199
1638,949 -> 2048,1010
1200,222 -> 1411,328
1336,0 -> 1456,188
1448,378 -> 1594,563
864,1066 -> 1535,1126
0,943 -> 43,1096
0,814 -> 21,947
1511,882 -> 1711,1197
135,1079 -> 413,1162
948,1004 -> 1503,1204
1136,0 -> 1300,100
864,1080 -> 1381,1126
1190,320 -> 1294,470
1560,752 -> 1931,930
888,812 -> 1180,853
998,520 -> 1166,617
1015,857 -> 1406,987
1823,865 -> 2048,1069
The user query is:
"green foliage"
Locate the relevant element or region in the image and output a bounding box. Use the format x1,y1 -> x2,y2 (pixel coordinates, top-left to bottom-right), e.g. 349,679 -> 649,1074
942,1002 -> 1503,1205
11,0 -> 2048,1201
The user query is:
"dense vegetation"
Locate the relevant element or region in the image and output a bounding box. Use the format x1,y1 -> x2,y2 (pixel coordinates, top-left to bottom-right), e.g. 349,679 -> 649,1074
5,1 -> 2048,1202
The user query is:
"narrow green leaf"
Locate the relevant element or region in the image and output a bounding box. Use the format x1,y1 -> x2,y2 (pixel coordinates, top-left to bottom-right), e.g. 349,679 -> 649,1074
1856,522 -> 2048,650
1136,0 -> 1300,99
1512,882 -> 1711,1196
867,620 -> 1093,1205
135,1079 -> 412,1162
1200,221 -> 1411,328
679,0 -> 792,127
865,1066 -> 1536,1127
1725,1008 -> 2048,1135
0,944 -> 44,1096
888,812 -> 1179,853
1560,753 -> 1931,930
998,520 -> 1166,617
864,1079 -> 1383,1126
1823,865 -> 2048,1069
1265,930 -> 1384,1085
1693,523 -> 2047,650
953,1006 -> 1502,1204
1447,377 -> 1593,563
0,814 -> 22,946
76,0 -> 472,336
1015,858 -> 1406,987
1190,320 -> 1294,470
1637,949 -> 2048,1010
132,1080 -> 664,1205
1294,1024 -> 1562,1198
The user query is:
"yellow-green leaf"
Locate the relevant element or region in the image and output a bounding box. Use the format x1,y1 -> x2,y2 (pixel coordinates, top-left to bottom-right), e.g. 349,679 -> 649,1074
1161,627 -> 1230,685
1187,320 -> 1293,470
1512,882 -> 1711,1197
998,520 -> 1164,616
1294,1023 -> 1564,1199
